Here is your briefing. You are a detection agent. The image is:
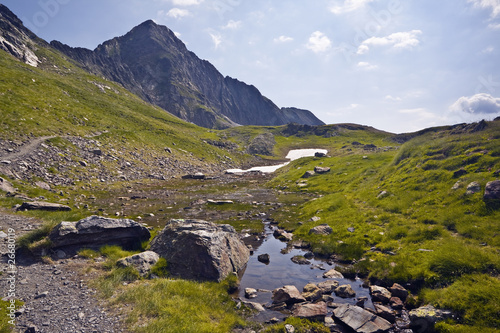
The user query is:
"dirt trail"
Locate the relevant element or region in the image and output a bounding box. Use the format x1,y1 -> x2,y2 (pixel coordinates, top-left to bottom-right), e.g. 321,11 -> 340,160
0,136 -> 56,161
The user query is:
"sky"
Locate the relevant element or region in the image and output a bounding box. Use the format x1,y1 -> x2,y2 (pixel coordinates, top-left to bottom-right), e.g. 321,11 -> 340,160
2,0 -> 500,133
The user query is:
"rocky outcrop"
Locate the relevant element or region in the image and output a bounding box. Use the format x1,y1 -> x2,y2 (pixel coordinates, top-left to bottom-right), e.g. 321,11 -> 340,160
149,219 -> 249,281
50,20 -> 324,129
0,4 -> 41,67
49,216 -> 150,253
333,304 -> 392,333
116,251 -> 160,277
309,224 -> 333,235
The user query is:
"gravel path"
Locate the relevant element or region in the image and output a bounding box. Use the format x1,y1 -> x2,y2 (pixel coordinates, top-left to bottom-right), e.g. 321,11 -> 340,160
0,210 -> 128,333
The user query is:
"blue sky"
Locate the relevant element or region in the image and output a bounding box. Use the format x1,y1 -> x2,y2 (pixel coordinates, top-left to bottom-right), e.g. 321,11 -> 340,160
2,0 -> 500,133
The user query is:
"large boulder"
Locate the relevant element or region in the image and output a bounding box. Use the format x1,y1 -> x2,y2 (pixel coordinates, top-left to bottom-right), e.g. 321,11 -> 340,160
333,304 -> 392,333
291,302 -> 327,321
0,177 -> 15,194
49,216 -> 150,253
116,251 -> 160,277
484,180 -> 500,205
18,201 -> 71,212
149,219 -> 249,282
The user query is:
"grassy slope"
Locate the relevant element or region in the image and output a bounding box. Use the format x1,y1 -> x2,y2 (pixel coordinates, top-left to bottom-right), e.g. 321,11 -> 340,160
0,48 -> 246,166
268,121 -> 500,331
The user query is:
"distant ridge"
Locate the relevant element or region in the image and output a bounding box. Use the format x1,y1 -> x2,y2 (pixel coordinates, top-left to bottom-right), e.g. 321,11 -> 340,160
49,19 -> 325,129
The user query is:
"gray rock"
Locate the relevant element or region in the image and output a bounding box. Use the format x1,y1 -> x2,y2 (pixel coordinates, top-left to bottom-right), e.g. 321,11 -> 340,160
150,219 -> 249,282
301,170 -> 315,178
314,152 -> 327,158
0,177 -> 15,193
317,280 -> 339,293
18,201 -> 71,212
291,301 -> 327,321
301,283 -> 323,302
314,166 -> 331,174
333,304 -> 392,333
323,268 -> 344,279
49,216 -> 150,253
182,172 -> 206,180
309,224 -> 332,235
389,283 -> 408,301
244,288 -> 257,299
240,300 -> 265,312
272,285 -> 306,305
117,251 -> 160,277
466,182 -> 481,195
484,180 -> 500,204
335,284 -> 356,298
35,181 -> 51,190
370,285 -> 392,304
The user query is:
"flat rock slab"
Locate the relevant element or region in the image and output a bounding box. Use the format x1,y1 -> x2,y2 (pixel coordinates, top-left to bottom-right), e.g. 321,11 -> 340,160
292,301 -> 327,321
18,201 -> 71,211
150,219 -> 249,282
333,304 -> 392,333
49,215 -> 150,253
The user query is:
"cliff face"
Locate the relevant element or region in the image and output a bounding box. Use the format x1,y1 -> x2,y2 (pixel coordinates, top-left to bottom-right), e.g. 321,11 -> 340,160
50,20 -> 324,129
0,4 -> 42,67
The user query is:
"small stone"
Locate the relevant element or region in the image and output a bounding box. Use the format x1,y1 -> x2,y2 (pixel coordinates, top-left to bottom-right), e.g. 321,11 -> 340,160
34,291 -> 49,299
334,284 -> 356,298
257,253 -> 270,264
245,288 -> 257,299
323,268 -> 344,279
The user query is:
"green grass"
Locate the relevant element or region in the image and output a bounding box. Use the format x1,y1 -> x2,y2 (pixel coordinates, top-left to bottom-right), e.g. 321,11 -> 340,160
109,278 -> 245,333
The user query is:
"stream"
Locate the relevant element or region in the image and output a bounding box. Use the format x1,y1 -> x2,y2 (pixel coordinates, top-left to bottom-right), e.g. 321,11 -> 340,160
227,149 -> 374,321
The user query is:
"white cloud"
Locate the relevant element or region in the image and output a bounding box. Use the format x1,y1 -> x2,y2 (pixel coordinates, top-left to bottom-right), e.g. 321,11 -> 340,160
481,46 -> 495,54
357,61 -> 378,70
306,31 -> 332,53
450,93 -> 500,115
274,35 -> 294,43
488,22 -> 500,29
329,0 -> 374,14
209,32 -> 222,49
468,0 -> 500,18
223,20 -> 242,29
357,30 -> 422,54
385,95 -> 402,101
166,8 -> 190,18
171,0 -> 204,5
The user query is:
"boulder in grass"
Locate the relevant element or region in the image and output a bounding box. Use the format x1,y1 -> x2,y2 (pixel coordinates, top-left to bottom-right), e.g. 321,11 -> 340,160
49,215 -> 150,253
484,180 -> 500,206
116,251 -> 160,277
150,219 -> 249,282
18,201 -> 71,212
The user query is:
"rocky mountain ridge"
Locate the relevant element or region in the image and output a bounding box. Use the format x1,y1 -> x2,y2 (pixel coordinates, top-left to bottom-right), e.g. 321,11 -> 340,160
50,19 -> 324,129
0,4 -> 324,129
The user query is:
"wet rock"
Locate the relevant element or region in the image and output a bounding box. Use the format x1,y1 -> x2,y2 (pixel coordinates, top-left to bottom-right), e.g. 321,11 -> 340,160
245,288 -> 258,299
409,305 -> 453,332
466,182 -> 481,195
291,255 -> 310,265
317,280 -> 339,294
323,268 -> 344,279
389,283 -> 408,301
314,166 -> 330,174
333,304 -> 392,333
309,224 -> 332,235
258,253 -> 270,264
272,285 -> 306,305
273,228 -> 293,241
301,283 -> 323,302
240,300 -> 265,312
49,215 -> 150,253
370,285 -> 392,304
150,219 -> 249,282
18,201 -> 71,212
291,301 -> 327,321
334,284 -> 356,298
116,251 -> 160,277
484,180 -> 500,204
